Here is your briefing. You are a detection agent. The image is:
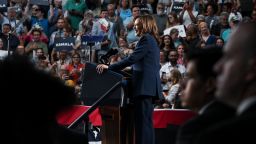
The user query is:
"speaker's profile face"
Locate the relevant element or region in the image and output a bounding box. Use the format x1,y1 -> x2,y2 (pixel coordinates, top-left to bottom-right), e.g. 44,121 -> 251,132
134,18 -> 143,37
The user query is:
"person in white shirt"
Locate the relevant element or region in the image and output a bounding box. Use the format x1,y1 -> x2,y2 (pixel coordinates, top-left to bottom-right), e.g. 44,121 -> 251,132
160,49 -> 186,78
179,0 -> 198,28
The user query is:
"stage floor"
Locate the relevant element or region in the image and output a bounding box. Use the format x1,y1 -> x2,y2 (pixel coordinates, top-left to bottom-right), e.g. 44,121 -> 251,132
57,105 -> 196,144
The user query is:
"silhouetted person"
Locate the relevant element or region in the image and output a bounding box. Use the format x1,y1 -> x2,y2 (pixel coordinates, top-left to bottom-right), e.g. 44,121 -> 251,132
196,22 -> 256,144
176,47 -> 235,144
0,54 -> 86,144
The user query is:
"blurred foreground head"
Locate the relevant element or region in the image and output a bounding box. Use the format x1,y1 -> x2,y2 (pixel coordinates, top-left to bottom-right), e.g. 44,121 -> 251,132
0,54 -> 77,144
214,22 -> 256,108
181,46 -> 223,111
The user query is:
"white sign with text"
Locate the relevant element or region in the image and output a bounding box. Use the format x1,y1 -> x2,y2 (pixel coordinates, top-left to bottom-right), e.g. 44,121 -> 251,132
164,25 -> 186,37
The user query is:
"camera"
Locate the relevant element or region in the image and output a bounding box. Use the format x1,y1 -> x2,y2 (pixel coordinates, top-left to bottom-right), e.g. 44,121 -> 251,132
64,74 -> 74,80
38,55 -> 46,60
99,48 -> 118,64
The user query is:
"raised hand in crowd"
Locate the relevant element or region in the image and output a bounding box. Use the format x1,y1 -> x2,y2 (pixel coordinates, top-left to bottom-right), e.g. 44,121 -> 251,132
27,42 -> 38,52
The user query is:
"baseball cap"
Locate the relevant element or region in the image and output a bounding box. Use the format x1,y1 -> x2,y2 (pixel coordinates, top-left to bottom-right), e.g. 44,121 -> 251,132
228,12 -> 242,23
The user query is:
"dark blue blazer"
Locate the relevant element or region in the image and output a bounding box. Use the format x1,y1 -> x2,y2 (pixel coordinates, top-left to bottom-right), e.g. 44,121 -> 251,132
196,102 -> 256,144
109,33 -> 162,99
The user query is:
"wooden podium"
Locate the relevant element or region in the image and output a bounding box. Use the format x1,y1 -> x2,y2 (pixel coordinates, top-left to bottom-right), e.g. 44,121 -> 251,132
100,105 -> 134,144
81,63 -> 134,144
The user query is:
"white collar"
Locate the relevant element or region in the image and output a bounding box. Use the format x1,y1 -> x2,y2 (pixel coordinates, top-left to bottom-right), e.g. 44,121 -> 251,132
237,96 -> 256,115
168,62 -> 178,68
198,100 -> 215,115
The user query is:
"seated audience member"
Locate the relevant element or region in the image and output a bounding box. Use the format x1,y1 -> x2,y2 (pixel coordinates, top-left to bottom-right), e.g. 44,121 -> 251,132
198,22 -> 216,46
15,45 -> 26,55
176,47 -> 235,144
196,22 -> 256,144
159,35 -> 175,54
117,37 -> 134,60
153,2 -> 168,36
64,0 -> 86,32
160,50 -> 167,67
211,12 -> 230,36
0,55 -> 86,144
25,28 -> 48,59
29,6 -> 49,36
166,12 -> 180,29
177,44 -> 186,65
204,3 -> 219,35
49,17 -> 66,51
123,5 -> 140,44
110,36 -> 133,65
162,69 -> 182,109
65,52 -> 85,85
33,48 -> 51,71
185,23 -> 200,50
51,26 -> 74,63
33,48 -> 49,62
221,14 -> 240,43
170,28 -> 183,48
24,24 -> 49,45
179,1 -> 198,28
51,50 -> 71,77
160,49 -> 186,78
174,77 -> 188,109
0,23 -> 20,52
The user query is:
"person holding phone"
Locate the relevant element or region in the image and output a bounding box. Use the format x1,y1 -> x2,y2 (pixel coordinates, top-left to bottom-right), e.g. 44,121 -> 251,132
179,0 -> 198,28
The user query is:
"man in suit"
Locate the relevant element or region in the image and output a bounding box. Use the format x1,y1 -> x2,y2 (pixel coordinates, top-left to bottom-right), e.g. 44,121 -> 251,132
97,15 -> 163,144
176,47 -> 235,144
196,22 -> 256,144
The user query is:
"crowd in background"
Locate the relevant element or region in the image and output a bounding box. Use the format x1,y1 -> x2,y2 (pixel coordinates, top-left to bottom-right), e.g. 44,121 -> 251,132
0,0 -> 256,106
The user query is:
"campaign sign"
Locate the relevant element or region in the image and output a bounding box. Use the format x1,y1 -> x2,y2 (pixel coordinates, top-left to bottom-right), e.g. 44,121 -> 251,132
30,0 -> 49,6
0,0 -> 7,12
171,0 -> 185,14
54,37 -> 75,52
0,50 -> 8,60
164,25 -> 186,37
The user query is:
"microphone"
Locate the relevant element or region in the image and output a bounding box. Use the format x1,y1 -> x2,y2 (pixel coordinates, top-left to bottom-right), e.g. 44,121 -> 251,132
5,32 -> 10,40
7,32 -> 11,56
99,48 -> 119,64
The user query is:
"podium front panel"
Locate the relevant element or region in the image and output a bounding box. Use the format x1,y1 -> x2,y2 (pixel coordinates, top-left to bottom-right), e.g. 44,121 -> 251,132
81,63 -> 123,106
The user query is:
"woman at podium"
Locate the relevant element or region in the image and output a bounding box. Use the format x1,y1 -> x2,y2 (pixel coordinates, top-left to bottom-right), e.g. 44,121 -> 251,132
97,15 -> 162,144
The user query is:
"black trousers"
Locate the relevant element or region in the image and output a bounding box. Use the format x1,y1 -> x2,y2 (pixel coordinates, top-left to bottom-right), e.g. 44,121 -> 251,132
134,96 -> 155,144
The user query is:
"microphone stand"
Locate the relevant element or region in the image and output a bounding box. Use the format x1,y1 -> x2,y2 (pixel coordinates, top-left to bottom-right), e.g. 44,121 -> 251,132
87,41 -> 95,63
7,33 -> 10,57
82,35 -> 103,63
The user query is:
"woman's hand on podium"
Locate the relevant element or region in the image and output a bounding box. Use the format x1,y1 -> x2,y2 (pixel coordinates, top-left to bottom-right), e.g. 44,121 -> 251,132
96,64 -> 109,74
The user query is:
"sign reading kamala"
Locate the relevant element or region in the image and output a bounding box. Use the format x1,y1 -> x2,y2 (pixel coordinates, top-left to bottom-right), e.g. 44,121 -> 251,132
164,25 -> 186,37
54,37 -> 75,52
0,0 -> 7,12
171,0 -> 185,14
30,0 -> 49,6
